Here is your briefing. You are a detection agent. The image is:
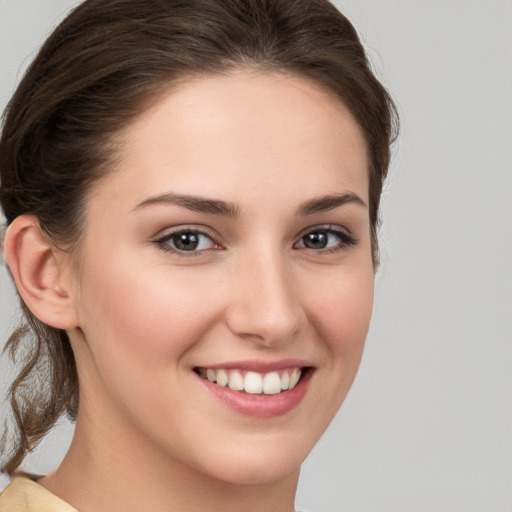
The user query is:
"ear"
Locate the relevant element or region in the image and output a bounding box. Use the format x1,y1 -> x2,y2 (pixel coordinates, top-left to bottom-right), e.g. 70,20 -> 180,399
4,215 -> 79,330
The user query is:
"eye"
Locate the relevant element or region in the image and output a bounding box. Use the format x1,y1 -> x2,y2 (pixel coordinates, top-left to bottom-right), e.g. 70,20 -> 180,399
294,227 -> 357,252
155,229 -> 219,253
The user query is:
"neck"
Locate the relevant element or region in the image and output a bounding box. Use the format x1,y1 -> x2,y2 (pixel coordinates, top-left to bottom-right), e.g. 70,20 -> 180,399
39,410 -> 299,512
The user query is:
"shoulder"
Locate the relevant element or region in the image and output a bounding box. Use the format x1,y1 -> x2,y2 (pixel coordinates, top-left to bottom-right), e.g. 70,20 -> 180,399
0,476 -> 78,512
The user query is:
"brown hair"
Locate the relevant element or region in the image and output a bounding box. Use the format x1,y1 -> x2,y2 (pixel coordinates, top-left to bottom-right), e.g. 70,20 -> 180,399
0,0 -> 398,473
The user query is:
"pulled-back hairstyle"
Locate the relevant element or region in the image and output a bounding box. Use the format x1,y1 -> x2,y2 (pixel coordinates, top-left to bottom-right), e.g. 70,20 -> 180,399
0,0 -> 398,474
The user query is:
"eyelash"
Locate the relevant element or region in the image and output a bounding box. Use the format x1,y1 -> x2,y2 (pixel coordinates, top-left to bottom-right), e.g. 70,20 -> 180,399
154,225 -> 358,257
294,226 -> 358,254
154,227 -> 219,257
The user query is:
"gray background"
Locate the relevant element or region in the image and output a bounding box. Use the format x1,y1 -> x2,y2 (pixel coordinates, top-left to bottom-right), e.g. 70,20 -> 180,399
1,1 -> 511,510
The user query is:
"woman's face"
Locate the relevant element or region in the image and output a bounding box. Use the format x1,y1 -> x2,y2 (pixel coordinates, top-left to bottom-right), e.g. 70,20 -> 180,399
67,71 -> 374,485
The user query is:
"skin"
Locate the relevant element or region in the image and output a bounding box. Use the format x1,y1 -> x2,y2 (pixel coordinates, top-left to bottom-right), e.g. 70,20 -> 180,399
29,70 -> 374,511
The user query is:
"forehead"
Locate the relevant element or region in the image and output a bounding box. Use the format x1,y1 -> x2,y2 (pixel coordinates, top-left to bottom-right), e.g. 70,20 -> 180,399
94,70 -> 369,211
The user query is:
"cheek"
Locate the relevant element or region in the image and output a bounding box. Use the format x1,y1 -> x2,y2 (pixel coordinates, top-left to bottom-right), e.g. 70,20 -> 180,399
308,262 -> 374,358
73,256 -> 226,437
77,255 -> 223,368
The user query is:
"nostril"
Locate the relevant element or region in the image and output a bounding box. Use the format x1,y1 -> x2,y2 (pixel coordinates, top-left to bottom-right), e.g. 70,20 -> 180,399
225,303 -> 304,347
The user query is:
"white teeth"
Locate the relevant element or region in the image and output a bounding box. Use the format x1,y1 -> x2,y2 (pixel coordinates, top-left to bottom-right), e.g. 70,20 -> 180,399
281,372 -> 290,390
228,370 -> 244,391
262,372 -> 281,395
244,371 -> 263,394
199,367 -> 304,394
289,368 -> 301,389
216,369 -> 228,387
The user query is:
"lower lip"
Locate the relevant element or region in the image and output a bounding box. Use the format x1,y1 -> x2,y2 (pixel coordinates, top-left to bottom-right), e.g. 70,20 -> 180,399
196,369 -> 313,418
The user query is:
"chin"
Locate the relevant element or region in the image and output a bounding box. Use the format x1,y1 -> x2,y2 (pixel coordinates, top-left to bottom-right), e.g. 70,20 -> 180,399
189,431 -> 312,486
209,458 -> 302,486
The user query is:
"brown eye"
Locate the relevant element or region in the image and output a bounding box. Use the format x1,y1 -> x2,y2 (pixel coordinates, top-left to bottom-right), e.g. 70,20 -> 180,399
156,229 -> 218,253
172,232 -> 200,251
295,228 -> 357,252
302,231 -> 329,249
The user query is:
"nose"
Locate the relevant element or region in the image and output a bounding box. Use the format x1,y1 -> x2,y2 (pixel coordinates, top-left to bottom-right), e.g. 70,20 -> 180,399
225,248 -> 306,347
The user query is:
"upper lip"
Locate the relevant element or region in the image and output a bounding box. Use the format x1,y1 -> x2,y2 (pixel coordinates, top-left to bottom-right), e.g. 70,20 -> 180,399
194,359 -> 314,373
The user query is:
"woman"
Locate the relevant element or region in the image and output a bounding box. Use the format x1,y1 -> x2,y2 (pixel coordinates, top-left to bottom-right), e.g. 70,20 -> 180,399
0,0 -> 397,510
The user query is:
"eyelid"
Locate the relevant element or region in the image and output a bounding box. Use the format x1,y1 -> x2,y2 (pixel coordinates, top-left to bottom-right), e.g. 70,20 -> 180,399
152,223 -> 357,257
154,224 -> 218,240
293,224 -> 358,251
153,225 -> 223,255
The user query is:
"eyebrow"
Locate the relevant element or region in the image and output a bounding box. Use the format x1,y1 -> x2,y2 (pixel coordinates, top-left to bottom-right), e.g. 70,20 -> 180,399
296,192 -> 367,216
134,193 -> 240,217
133,191 -> 366,217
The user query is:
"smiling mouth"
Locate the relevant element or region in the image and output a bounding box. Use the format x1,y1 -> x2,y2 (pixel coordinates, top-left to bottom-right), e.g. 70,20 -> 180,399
194,367 -> 309,395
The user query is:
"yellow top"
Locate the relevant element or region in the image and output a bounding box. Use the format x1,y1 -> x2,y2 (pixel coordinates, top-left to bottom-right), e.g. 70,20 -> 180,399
0,476 -> 77,512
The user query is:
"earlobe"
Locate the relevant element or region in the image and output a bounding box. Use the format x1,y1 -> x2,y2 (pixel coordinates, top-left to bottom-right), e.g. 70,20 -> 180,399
4,215 -> 79,330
